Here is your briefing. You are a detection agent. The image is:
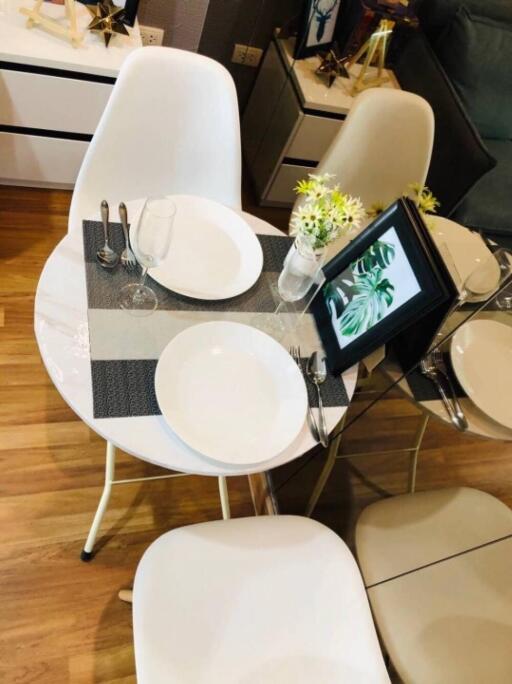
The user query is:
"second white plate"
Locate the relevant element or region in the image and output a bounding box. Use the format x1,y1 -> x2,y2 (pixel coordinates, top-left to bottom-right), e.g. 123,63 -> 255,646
155,322 -> 308,465
451,319 -> 512,430
430,216 -> 500,297
148,194 -> 263,300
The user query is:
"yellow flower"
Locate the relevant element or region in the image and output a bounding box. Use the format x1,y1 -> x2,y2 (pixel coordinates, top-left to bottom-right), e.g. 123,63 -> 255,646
367,201 -> 386,219
407,183 -> 440,214
295,179 -> 313,196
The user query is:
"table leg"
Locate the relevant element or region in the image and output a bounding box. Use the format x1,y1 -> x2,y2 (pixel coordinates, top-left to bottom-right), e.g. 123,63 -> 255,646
305,428 -> 344,518
218,476 -> 231,520
81,441 -> 116,561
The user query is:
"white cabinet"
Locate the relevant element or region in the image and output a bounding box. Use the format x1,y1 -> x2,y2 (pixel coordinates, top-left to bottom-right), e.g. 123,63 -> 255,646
242,37 -> 399,207
0,0 -> 141,188
0,68 -> 113,134
0,131 -> 89,186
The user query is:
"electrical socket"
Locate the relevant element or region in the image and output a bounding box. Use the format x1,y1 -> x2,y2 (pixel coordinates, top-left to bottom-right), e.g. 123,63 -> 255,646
140,25 -> 165,46
232,44 -> 263,67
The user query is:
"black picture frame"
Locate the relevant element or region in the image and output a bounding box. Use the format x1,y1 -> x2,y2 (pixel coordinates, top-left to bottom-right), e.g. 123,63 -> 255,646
122,0 -> 139,27
310,198 -> 457,375
294,0 -> 343,59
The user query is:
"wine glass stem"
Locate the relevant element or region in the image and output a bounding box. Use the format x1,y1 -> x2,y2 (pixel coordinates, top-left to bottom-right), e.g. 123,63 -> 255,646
133,267 -> 149,302
274,299 -> 286,316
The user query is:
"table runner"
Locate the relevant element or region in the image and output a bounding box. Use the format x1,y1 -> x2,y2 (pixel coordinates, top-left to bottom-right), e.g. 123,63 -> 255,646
404,352 -> 466,402
83,220 -> 349,419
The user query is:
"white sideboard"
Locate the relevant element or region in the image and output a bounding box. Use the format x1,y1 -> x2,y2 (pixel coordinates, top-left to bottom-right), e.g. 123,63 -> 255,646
242,36 -> 400,207
0,0 -> 141,188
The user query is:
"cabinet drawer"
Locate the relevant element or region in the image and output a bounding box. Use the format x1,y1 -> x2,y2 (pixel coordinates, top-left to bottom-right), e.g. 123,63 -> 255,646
0,131 -> 88,186
286,113 -> 343,162
265,163 -> 316,206
0,68 -> 113,134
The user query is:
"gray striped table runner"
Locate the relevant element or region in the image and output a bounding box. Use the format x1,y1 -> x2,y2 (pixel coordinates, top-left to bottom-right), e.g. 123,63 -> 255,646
83,220 -> 349,419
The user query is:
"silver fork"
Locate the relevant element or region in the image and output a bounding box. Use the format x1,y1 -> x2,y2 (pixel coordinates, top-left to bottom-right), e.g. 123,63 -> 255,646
431,348 -> 468,430
118,202 -> 137,272
290,345 -> 320,444
420,355 -> 467,431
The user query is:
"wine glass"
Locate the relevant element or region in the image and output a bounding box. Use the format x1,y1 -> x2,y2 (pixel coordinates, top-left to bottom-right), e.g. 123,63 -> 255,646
119,197 -> 176,315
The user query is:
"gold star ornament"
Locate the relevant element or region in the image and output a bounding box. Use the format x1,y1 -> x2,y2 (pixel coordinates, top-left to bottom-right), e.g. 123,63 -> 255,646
87,1 -> 129,47
315,49 -> 349,88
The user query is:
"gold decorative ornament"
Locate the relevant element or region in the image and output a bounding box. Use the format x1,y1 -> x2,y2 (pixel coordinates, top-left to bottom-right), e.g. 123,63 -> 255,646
315,49 -> 348,88
346,18 -> 395,94
87,0 -> 129,47
20,0 -> 83,48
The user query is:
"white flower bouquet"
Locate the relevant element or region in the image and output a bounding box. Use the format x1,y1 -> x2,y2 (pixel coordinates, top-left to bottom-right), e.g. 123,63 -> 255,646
290,173 -> 365,251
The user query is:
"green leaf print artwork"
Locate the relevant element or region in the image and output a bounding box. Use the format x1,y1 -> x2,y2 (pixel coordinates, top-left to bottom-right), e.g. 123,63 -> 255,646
338,269 -> 395,336
352,239 -> 395,275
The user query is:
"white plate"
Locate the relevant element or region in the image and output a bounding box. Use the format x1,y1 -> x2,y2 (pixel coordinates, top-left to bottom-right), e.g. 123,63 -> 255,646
148,195 -> 263,300
451,319 -> 512,429
430,216 -> 500,296
155,322 -> 308,465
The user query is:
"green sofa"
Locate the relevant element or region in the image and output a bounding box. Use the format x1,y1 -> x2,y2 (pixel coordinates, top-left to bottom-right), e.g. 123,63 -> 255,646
398,0 -> 512,242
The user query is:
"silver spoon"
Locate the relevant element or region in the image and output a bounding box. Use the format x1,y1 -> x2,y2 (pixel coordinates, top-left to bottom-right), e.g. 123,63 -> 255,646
306,352 -> 328,447
96,199 -> 119,269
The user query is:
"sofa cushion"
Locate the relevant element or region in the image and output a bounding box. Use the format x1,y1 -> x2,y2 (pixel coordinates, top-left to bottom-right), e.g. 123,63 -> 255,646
453,139 -> 512,235
393,33 -> 496,215
418,0 -> 512,42
435,7 -> 512,140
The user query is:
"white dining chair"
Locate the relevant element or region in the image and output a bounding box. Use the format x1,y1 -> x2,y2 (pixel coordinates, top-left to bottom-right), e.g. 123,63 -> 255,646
292,87 -> 434,257
73,47 -> 242,560
300,88 -> 434,517
356,487 -> 512,683
69,46 -> 241,231
133,515 -> 391,683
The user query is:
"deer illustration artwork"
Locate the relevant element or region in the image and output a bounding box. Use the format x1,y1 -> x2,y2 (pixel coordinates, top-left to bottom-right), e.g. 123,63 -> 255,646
313,0 -> 339,43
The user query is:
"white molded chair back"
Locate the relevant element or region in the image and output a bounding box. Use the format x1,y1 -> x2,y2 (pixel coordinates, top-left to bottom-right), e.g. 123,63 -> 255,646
69,47 -> 241,231
292,87 -> 434,217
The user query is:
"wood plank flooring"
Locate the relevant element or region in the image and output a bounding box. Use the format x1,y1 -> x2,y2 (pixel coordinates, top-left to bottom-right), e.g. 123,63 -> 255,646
1,185 -> 511,683
0,187 -> 257,683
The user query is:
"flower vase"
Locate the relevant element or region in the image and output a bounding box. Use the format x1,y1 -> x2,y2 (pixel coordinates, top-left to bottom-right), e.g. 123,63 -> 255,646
278,234 -> 326,304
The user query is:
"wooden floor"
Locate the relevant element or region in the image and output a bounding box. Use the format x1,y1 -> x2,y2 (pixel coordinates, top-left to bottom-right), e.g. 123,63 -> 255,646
1,185 -> 511,683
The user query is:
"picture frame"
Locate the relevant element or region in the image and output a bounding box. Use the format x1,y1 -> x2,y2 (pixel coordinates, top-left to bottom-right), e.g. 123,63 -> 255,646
294,0 -> 343,59
310,198 -> 457,375
121,0 -> 139,27
78,0 -> 140,27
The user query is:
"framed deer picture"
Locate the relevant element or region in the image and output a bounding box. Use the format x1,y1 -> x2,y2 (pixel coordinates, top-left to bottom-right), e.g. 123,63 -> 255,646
294,0 -> 342,58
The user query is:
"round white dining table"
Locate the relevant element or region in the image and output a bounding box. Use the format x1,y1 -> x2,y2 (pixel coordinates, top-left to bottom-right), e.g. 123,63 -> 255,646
35,202 -> 358,479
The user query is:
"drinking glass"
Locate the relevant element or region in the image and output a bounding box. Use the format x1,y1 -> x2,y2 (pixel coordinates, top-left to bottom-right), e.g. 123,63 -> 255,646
275,233 -> 326,314
119,197 -> 176,315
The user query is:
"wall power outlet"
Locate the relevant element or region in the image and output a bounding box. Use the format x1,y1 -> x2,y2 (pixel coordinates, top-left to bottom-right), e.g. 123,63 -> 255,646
140,25 -> 165,46
232,44 -> 263,67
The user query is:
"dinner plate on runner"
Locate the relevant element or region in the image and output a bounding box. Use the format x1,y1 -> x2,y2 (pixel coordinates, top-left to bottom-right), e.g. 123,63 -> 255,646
451,319 -> 512,430
430,216 -> 500,297
155,322 -> 308,465
147,194 -> 263,300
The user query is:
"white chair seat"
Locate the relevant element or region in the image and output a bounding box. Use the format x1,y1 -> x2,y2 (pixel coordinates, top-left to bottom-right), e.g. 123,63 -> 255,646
356,488 -> 512,684
133,515 -> 390,684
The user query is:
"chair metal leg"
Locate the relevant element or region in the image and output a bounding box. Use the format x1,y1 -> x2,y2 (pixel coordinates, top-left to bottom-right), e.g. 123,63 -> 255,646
81,440 -> 116,561
218,476 -> 231,520
407,413 -> 429,494
118,589 -> 133,603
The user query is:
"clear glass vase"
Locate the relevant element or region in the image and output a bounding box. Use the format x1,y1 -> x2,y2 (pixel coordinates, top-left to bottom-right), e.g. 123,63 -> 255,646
278,233 -> 326,303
